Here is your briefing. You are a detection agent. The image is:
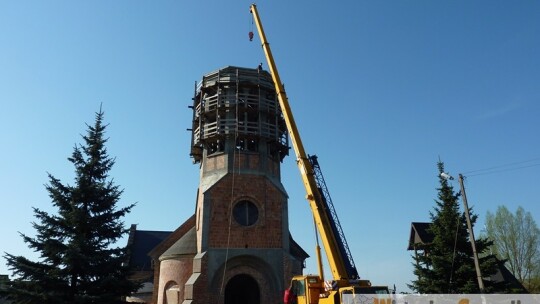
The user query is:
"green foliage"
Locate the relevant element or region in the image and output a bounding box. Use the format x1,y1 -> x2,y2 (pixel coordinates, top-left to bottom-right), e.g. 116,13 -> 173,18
409,161 -> 507,294
3,109 -> 139,304
485,206 -> 540,293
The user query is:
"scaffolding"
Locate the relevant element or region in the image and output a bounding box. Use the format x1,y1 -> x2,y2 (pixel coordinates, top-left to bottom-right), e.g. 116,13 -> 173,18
190,66 -> 289,163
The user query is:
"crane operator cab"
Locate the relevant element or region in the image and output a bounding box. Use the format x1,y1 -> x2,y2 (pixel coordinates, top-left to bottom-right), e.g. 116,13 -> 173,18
286,275 -> 391,304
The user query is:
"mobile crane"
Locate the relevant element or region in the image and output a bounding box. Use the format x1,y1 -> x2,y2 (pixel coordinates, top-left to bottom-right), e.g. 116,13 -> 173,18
249,4 -> 390,304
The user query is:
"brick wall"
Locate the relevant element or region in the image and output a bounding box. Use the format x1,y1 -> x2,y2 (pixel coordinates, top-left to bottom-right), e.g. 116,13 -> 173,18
209,264 -> 281,304
204,174 -> 285,249
156,257 -> 194,304
148,216 -> 196,304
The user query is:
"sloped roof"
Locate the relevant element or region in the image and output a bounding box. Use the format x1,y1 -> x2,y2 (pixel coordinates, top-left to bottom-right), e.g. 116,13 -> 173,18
290,234 -> 309,260
148,215 -> 196,260
407,222 -> 434,250
128,213 -> 308,270
491,260 -> 529,293
127,227 -> 172,271
160,226 -> 197,260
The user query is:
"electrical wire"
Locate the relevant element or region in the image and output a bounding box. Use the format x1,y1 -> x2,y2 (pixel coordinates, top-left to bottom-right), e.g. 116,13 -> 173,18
462,157 -> 540,176
466,162 -> 540,177
448,216 -> 460,293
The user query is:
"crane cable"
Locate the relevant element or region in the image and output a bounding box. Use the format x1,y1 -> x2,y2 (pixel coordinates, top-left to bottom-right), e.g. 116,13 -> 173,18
220,137 -> 238,296
219,82 -> 242,296
220,11 -> 256,292
248,10 -> 254,41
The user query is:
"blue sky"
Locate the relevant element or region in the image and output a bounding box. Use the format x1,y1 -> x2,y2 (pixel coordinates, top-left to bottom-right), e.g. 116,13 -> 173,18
1,0 -> 539,293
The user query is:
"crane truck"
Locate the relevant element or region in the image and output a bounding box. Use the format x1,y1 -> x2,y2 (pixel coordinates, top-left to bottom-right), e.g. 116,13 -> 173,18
249,4 -> 391,304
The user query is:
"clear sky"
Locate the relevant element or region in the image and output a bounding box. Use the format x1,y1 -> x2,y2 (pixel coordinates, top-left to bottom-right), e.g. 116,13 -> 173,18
1,0 -> 539,293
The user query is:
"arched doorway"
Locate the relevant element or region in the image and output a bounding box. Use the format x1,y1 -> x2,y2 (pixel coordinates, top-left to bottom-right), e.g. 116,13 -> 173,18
224,274 -> 260,304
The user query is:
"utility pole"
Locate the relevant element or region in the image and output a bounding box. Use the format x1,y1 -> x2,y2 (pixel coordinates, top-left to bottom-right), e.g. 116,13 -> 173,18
458,174 -> 485,293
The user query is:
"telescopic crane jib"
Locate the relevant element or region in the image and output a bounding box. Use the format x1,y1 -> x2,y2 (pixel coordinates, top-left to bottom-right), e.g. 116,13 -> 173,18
249,4 -> 390,304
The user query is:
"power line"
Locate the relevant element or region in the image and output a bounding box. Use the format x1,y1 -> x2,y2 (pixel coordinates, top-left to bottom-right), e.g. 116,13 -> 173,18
462,157 -> 540,175
466,162 -> 540,177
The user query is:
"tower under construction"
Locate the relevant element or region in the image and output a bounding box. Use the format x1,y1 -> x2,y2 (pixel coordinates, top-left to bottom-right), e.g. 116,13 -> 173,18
150,66 -> 307,304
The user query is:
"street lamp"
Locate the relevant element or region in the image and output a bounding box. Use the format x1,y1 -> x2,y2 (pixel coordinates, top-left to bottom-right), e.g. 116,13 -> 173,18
440,172 -> 485,293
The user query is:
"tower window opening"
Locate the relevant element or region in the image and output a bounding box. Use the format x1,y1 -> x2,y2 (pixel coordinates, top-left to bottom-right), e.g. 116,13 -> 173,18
208,139 -> 224,155
236,138 -> 258,152
247,139 -> 258,151
233,200 -> 259,226
236,139 -> 245,151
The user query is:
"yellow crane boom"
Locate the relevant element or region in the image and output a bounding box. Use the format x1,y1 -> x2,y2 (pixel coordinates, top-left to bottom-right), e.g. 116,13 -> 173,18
250,3 -> 350,281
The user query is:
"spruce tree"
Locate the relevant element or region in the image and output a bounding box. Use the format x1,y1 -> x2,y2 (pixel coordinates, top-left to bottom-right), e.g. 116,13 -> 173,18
3,109 -> 139,304
409,161 -> 505,293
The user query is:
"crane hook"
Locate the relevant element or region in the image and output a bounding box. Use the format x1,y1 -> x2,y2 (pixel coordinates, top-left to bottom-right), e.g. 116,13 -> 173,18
249,31 -> 254,41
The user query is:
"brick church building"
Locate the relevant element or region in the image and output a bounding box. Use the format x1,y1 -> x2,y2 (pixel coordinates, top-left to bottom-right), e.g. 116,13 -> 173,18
126,66 -> 308,304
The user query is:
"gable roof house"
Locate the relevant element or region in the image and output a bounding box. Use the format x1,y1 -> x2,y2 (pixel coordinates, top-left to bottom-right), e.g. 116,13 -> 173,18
407,222 -> 528,293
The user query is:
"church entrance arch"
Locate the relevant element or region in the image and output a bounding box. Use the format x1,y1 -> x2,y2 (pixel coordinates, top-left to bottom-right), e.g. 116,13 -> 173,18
224,274 -> 260,304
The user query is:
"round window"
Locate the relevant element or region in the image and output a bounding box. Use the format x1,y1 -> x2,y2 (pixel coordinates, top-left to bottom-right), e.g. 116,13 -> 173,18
233,200 -> 259,226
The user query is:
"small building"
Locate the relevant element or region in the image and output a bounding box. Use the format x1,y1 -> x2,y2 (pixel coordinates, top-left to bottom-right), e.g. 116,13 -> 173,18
125,225 -> 172,303
407,222 -> 528,293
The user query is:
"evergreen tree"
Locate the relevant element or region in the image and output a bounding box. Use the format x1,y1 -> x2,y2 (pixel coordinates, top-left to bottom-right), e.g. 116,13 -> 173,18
409,161 -> 505,293
3,109 -> 139,304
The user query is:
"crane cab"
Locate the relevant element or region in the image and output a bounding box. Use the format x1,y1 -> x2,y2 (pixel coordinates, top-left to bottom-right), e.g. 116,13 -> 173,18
289,275 -> 326,304
288,276 -> 391,304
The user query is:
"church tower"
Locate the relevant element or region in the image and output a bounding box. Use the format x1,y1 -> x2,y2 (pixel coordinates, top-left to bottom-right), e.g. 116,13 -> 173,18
153,66 -> 307,304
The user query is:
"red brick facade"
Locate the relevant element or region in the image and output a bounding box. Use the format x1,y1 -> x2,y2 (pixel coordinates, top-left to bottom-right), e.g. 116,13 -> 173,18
156,258 -> 194,304
203,174 -> 285,249
149,66 -> 306,304
148,216 -> 195,304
